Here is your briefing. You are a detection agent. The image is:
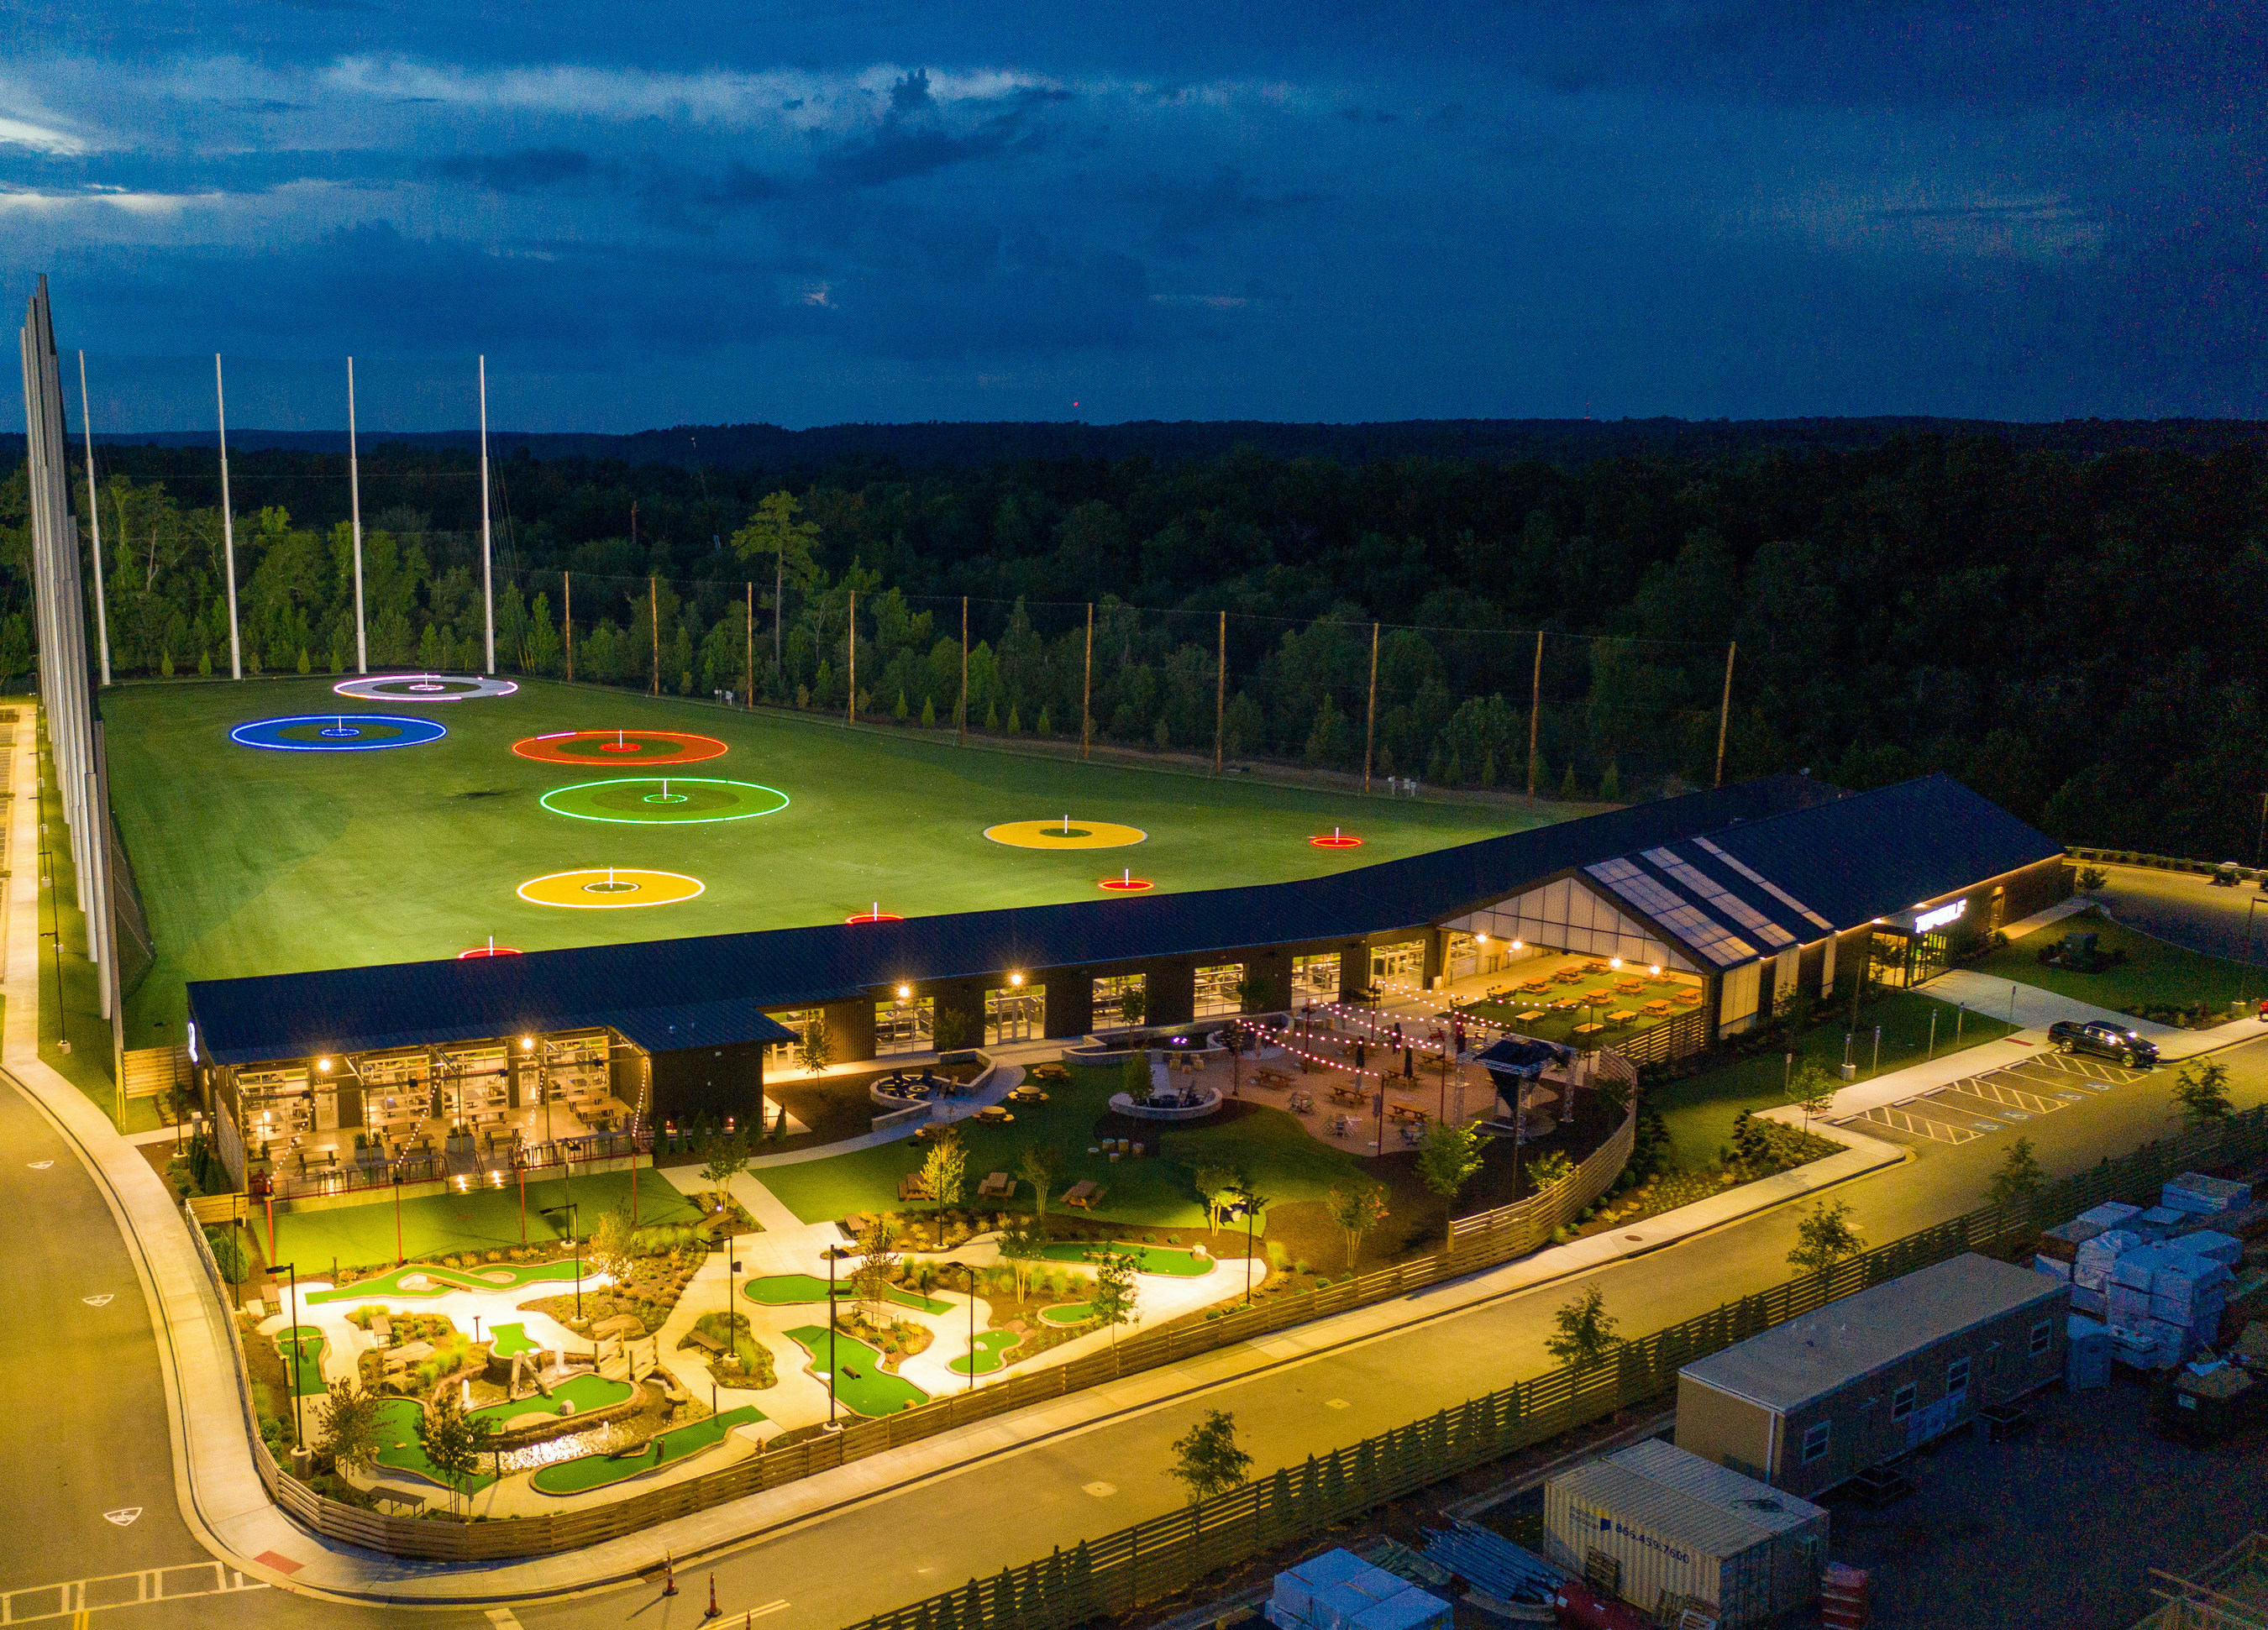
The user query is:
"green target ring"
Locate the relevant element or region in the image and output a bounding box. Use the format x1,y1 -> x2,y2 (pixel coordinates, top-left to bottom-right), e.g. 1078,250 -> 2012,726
538,778 -> 790,825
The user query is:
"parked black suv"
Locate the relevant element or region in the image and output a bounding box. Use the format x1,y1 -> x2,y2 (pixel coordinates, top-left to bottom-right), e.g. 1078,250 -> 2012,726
2047,1019 -> 2160,1067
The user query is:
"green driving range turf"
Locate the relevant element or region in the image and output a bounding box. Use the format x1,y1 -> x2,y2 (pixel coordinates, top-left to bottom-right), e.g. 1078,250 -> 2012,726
487,1322 -> 540,1357
743,1274 -> 950,1314
372,1398 -> 497,1493
782,1326 -> 929,1416
307,1257 -> 590,1303
947,1330 -> 1022,1376
276,1168 -> 701,1271
276,1326 -> 327,1397
539,777 -> 790,825
529,1405 -> 766,1496
1037,1242 -> 1215,1276
471,1373 -> 634,1431
104,676 -> 1533,1046
1038,1302 -> 1095,1326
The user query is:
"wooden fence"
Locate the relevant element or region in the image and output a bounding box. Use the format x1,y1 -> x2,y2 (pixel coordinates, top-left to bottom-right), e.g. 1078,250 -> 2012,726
840,1107 -> 2268,1630
187,1095 -> 1638,1559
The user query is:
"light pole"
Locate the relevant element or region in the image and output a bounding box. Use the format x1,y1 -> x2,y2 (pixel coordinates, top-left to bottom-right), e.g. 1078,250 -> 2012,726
391,1159 -> 404,1267
1235,1182 -> 1269,1307
724,1224 -> 738,1371
944,1258 -> 978,1392
276,1261 -> 303,1449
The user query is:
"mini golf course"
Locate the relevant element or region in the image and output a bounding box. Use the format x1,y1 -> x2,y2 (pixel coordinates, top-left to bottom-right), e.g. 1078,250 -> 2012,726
105,676 -> 1532,1049
529,1405 -> 765,1496
307,1258 -> 588,1303
743,1274 -> 952,1315
948,1330 -> 1022,1376
782,1327 -> 929,1416
1038,1242 -> 1214,1276
487,1322 -> 540,1358
539,777 -> 789,825
372,1398 -> 497,1493
276,1326 -> 328,1397
470,1373 -> 633,1431
273,1168 -> 699,1268
1038,1302 -> 1095,1327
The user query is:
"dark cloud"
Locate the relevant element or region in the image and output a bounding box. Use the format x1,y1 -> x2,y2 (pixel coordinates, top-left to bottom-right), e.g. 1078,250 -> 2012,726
428,147 -> 595,193
1150,165 -> 1320,254
817,110 -> 1044,188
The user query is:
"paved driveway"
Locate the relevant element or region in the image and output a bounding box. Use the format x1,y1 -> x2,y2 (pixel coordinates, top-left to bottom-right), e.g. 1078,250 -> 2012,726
2094,863 -> 2268,964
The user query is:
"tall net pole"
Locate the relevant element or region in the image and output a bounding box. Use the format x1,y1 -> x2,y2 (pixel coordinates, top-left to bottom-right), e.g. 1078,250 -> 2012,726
744,580 -> 753,705
76,350 -> 110,685
1081,602 -> 1094,761
1362,621 -> 1378,792
649,575 -> 660,697
958,596 -> 968,744
845,587 -> 855,724
479,355 -> 495,675
215,355 -> 241,679
563,571 -> 573,681
1714,642 -> 1737,787
1214,609 -> 1226,773
347,359 -> 367,672
1525,630 -> 1544,800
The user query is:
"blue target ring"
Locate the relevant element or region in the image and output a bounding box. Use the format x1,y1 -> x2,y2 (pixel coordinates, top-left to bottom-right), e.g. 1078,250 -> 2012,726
230,715 -> 449,752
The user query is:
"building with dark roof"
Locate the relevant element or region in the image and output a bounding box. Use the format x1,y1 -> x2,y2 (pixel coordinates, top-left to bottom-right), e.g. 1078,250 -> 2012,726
185,772 -> 2066,1202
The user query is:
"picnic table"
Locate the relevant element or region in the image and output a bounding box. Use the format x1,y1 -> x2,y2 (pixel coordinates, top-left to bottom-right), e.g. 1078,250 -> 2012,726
1580,961 -> 1609,973
1388,1103 -> 1428,1124
973,1106 -> 1014,1124
1518,979 -> 1552,995
978,1171 -> 1013,1198
1253,1067 -> 1293,1089
1672,989 -> 1703,1004
1573,1022 -> 1604,1037
1614,978 -> 1646,994
1515,1009 -> 1546,1022
1062,1180 -> 1101,1212
1609,1009 -> 1638,1027
1641,1000 -> 1672,1016
898,1172 -> 932,1203
1329,1086 -> 1368,1107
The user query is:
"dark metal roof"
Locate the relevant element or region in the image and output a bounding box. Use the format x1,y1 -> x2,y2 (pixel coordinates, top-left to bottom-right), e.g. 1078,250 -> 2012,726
187,773 -> 1844,1067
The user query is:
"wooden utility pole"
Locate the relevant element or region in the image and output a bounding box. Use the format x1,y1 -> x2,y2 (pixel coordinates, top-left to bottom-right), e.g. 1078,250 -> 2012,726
1525,630 -> 1544,800
1081,603 -> 1094,761
1714,641 -> 1737,788
1214,610 -> 1226,773
958,597 -> 969,744
845,587 -> 856,725
1362,621 -> 1378,792
649,575 -> 660,697
744,581 -> 753,705
564,571 -> 573,680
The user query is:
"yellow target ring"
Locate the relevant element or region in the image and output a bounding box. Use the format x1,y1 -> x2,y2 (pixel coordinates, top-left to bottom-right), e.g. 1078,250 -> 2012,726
517,867 -> 706,909
984,819 -> 1148,850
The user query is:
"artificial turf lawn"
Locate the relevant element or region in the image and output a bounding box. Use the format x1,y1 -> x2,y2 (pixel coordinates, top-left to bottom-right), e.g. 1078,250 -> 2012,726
1038,1302 -> 1095,1326
759,1076 -> 1358,1228
276,1326 -> 327,1397
488,1322 -> 539,1357
270,1167 -> 701,1270
103,676 -> 1537,1046
372,1397 -> 496,1493
1646,988 -> 2017,1169
948,1330 -> 1022,1376
471,1373 -> 633,1430
782,1326 -> 929,1416
1037,1241 -> 1214,1276
528,1405 -> 765,1495
743,1273 -> 950,1314
1968,906 -> 2256,1012
307,1258 -> 590,1303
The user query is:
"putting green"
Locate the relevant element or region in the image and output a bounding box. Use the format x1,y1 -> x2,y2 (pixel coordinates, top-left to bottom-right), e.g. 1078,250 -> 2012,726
1038,1302 -> 1095,1327
948,1329 -> 1022,1376
782,1326 -> 929,1417
1038,1242 -> 1213,1276
538,777 -> 790,825
307,1259 -> 586,1304
276,1326 -> 328,1397
471,1373 -> 634,1432
487,1322 -> 540,1358
372,1398 -> 497,1493
529,1405 -> 765,1496
743,1274 -> 951,1315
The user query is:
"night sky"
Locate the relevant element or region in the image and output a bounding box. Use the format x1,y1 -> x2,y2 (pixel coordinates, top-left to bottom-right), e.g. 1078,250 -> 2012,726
2,2 -> 2260,430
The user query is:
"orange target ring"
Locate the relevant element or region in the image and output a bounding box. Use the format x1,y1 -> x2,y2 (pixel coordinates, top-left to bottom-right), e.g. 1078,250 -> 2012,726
512,730 -> 727,766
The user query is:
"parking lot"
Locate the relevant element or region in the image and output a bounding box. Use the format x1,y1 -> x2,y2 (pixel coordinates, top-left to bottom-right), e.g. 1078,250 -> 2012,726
1846,1049 -> 2155,1146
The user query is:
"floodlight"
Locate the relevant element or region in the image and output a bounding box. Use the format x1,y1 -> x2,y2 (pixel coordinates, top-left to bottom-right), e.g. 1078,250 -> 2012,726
897,984 -> 911,1000
521,1035 -> 535,1051
316,1057 -> 332,1072
1609,957 -> 1623,969
1010,972 -> 1025,987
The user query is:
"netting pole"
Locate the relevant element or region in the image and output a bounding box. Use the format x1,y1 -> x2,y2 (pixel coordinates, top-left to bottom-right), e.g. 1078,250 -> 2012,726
775,554 -> 785,678
215,355 -> 241,680
1525,629 -> 1543,800
76,352 -> 111,686
1081,602 -> 1093,761
1714,641 -> 1736,787
347,357 -> 366,673
1362,621 -> 1378,792
479,354 -> 495,676
1214,609 -> 1226,773
649,575 -> 660,697
745,581 -> 753,706
958,596 -> 969,745
846,586 -> 855,725
564,570 -> 573,681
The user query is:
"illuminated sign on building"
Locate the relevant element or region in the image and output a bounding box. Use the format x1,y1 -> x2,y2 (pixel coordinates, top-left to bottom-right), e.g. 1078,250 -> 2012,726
1915,899 -> 1967,934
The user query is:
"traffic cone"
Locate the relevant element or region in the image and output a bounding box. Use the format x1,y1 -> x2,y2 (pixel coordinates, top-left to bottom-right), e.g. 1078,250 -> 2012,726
662,1552 -> 678,1596
706,1575 -> 720,1618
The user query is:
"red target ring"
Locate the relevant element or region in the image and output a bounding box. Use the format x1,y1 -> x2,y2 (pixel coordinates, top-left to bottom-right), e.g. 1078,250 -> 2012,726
1097,877 -> 1154,893
512,730 -> 727,765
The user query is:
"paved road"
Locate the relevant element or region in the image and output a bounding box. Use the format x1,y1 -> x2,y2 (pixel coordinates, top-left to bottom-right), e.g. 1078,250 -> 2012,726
10,1033 -> 2268,1630
2094,863 -> 2268,967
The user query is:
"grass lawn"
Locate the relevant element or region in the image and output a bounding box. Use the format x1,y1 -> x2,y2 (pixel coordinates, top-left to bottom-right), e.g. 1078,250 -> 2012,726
759,1079 -> 1360,1228
103,676 -> 1539,1047
948,1330 -> 1022,1376
1648,989 -> 2016,1170
487,1321 -> 539,1357
273,1167 -> 701,1271
371,1397 -> 496,1493
742,1274 -> 949,1314
1969,907 -> 2255,1012
308,1258 -> 590,1303
781,1326 -> 929,1416
276,1326 -> 326,1397
472,1373 -> 633,1430
1037,1241 -> 1215,1276
528,1405 -> 765,1496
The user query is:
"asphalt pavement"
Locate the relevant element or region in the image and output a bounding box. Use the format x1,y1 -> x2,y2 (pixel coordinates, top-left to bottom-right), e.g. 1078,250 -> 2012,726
2093,863 -> 2268,966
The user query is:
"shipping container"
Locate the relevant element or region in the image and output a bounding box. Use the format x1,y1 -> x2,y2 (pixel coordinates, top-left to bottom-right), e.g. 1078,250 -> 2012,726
1546,1460 -> 1778,1625
1604,1439 -> 1828,1617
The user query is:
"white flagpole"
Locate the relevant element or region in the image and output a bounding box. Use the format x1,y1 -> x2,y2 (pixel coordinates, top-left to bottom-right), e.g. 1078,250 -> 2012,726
479,354 -> 495,675
76,350 -> 111,685
349,356 -> 366,673
216,354 -> 241,679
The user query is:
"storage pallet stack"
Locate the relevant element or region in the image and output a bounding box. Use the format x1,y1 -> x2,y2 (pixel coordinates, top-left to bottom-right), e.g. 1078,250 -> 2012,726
2162,1171 -> 2254,1219
2108,1240 -> 2236,1366
1264,1549 -> 1452,1630
2064,1219 -> 2145,1321
1819,1564 -> 1871,1629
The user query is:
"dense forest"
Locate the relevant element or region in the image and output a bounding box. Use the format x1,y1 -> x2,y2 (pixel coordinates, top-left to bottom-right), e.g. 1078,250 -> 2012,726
3,423 -> 2265,853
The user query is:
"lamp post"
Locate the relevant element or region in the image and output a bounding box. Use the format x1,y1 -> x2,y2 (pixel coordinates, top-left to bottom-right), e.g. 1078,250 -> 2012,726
391,1159 -> 404,1267
724,1224 -> 738,1373
1235,1182 -> 1269,1307
943,1258 -> 978,1392
824,1245 -> 841,1428
276,1261 -> 303,1449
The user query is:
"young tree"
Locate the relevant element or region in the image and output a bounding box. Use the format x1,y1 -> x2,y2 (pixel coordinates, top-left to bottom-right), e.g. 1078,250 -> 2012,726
315,1377 -> 381,1475
1788,1198 -> 1863,1276
588,1204 -> 638,1286
1326,1177 -> 1390,1271
851,1215 -> 900,1326
1986,1137 -> 2046,1210
795,1019 -> 836,1075
1192,1163 -> 1242,1232
1415,1119 -> 1486,1209
1234,971 -> 1273,1014
997,1218 -> 1045,1302
1090,1248 -> 1139,1344
2172,1059 -> 2234,1128
1168,1409 -> 1254,1503
1788,1061 -> 1838,1129
415,1390 -> 489,1519
1119,987 -> 1148,1026
1015,1143 -> 1063,1235
1545,1283 -> 1620,1371
699,1146 -> 750,1211
921,1124 -> 969,1211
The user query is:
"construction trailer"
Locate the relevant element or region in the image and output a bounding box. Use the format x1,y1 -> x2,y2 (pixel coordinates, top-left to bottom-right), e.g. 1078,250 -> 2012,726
1674,1253 -> 2068,1500
1543,1439 -> 1829,1627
